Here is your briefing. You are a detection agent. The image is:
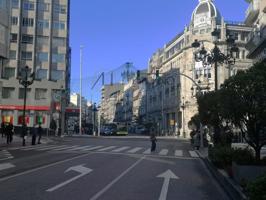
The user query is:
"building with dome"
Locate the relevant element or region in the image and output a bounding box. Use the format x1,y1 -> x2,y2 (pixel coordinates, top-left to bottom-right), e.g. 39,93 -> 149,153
145,0 -> 253,137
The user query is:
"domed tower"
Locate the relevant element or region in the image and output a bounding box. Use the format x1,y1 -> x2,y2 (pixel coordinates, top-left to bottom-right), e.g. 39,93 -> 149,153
191,0 -> 221,29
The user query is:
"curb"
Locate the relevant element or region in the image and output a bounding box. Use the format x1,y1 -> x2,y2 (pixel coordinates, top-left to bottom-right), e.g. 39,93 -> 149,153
197,150 -> 247,200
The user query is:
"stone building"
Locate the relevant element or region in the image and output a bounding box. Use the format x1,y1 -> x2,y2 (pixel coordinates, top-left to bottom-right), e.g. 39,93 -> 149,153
147,0 -> 253,137
0,0 -> 71,129
245,0 -> 266,62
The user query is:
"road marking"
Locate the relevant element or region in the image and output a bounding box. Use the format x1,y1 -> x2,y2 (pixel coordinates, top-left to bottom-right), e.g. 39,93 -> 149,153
189,151 -> 199,157
143,148 -> 151,154
47,165 -> 93,192
159,149 -> 168,156
174,150 -> 183,157
90,156 -> 145,200
97,146 -> 117,152
80,146 -> 104,151
111,146 -> 130,152
127,147 -> 142,153
35,145 -> 64,151
0,163 -> 15,171
66,145 -> 92,151
49,145 -> 78,151
157,170 -> 179,200
0,150 -> 14,161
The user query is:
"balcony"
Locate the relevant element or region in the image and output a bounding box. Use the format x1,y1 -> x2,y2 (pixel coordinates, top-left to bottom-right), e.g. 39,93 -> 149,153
245,0 -> 260,26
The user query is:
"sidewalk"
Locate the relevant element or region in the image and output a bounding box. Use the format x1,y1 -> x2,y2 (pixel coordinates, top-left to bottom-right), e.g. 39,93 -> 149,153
0,135 -> 52,149
197,147 -> 247,200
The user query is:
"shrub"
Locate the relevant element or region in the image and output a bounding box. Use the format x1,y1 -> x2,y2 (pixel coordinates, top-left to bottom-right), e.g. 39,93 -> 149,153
232,148 -> 255,165
208,146 -> 232,168
247,173 -> 266,200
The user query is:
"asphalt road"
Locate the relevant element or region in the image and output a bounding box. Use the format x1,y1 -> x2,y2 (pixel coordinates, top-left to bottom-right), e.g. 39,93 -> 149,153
0,136 -> 230,200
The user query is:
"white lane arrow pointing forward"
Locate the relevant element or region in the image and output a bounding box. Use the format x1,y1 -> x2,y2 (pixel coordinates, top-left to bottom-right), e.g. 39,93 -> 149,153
46,164 -> 92,192
157,170 -> 179,200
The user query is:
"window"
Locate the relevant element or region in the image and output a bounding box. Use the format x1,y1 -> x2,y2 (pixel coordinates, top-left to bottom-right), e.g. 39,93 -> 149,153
37,2 -> 49,11
234,32 -> 239,41
171,86 -> 175,96
2,87 -> 15,99
51,70 -> 64,81
0,0 -> 7,9
37,36 -> 49,45
9,50 -> 16,59
53,21 -> 65,30
36,69 -> 47,80
37,20 -> 49,29
21,51 -> 32,60
52,53 -> 65,63
18,88 -> 31,99
22,18 -> 34,27
200,29 -> 205,34
242,50 -> 246,59
235,51 -> 240,59
12,0 -> 19,8
37,52 -> 48,62
52,37 -> 66,46
10,33 -> 17,42
21,34 -> 33,44
165,88 -> 169,97
53,4 -> 67,14
35,88 -> 47,100
3,67 -> 15,78
23,1 -> 34,10
11,17 -> 18,25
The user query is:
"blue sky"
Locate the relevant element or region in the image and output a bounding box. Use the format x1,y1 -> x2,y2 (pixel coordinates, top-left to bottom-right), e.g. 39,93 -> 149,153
70,0 -> 248,102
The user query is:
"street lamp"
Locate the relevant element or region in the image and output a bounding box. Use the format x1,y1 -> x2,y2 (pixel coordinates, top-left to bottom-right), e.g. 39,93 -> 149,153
192,29 -> 239,91
18,66 -> 34,146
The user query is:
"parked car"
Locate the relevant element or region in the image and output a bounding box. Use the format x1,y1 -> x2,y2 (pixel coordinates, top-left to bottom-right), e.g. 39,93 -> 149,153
135,125 -> 148,134
116,127 -> 128,136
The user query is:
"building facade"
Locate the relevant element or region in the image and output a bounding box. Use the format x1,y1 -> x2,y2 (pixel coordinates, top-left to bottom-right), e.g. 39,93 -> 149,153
245,0 -> 266,62
0,0 -> 71,129
147,0 -> 253,137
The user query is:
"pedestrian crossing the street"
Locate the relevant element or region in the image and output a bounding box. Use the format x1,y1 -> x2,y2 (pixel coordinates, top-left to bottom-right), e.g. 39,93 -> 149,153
0,150 -> 13,161
9,144 -> 200,158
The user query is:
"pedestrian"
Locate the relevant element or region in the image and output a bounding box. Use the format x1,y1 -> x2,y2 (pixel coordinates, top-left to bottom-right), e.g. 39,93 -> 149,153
193,131 -> 200,150
1,121 -> 6,138
150,132 -> 157,152
37,124 -> 43,144
6,123 -> 14,144
21,124 -> 28,146
32,124 -> 37,145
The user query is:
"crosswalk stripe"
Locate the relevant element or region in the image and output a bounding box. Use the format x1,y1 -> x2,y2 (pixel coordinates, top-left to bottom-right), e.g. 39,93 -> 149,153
80,146 -> 104,151
97,146 -> 117,152
11,144 -> 47,150
189,151 -> 199,157
0,163 -> 15,171
159,149 -> 168,156
23,145 -> 59,151
175,150 -> 183,157
64,145 -> 91,151
50,145 -> 78,151
143,148 -> 151,154
111,146 -> 130,152
36,145 -> 67,151
127,147 -> 142,153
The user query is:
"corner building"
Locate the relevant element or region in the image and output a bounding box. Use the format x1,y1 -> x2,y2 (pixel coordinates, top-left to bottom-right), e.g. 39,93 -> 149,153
147,0 -> 253,137
0,0 -> 71,129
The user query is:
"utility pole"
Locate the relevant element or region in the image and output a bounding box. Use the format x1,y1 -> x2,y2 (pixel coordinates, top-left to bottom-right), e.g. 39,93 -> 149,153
79,45 -> 83,135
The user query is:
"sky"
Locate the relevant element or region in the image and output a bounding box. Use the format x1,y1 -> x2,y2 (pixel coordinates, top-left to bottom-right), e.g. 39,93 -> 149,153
70,0 -> 249,103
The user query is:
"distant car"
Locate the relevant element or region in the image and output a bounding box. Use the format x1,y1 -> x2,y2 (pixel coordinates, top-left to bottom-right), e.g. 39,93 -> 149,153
135,125 -> 148,134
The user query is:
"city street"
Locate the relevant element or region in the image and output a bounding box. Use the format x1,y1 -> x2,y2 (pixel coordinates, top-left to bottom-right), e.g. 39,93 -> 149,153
0,137 -> 230,200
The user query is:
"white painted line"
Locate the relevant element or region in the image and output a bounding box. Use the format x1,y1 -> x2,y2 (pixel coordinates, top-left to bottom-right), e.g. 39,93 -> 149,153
21,145 -> 58,150
35,145 -> 64,151
175,150 -> 183,157
90,156 -> 145,200
127,147 -> 142,153
66,145 -> 92,151
159,149 -> 168,156
189,151 -> 199,158
49,145 -> 78,151
143,148 -> 151,154
97,146 -> 117,152
80,146 -> 104,151
111,146 -> 130,153
0,163 -> 15,171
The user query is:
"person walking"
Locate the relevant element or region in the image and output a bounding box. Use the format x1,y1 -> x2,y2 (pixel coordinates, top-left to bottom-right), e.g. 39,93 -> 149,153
1,121 -> 5,138
150,132 -> 157,152
37,124 -> 43,144
6,123 -> 14,144
21,124 -> 28,146
32,124 -> 38,145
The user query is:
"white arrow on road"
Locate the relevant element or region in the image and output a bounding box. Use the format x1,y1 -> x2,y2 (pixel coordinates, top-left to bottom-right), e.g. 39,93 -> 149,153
46,164 -> 92,192
157,170 -> 179,200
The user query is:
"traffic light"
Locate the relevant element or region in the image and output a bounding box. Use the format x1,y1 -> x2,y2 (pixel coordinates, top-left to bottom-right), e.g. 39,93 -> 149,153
136,70 -> 140,80
156,70 -> 160,79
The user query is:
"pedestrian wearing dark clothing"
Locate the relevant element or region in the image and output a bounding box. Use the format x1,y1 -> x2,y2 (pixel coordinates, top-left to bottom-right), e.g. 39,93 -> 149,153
37,124 -> 43,144
32,124 -> 38,145
21,124 -> 28,146
1,122 -> 6,138
6,123 -> 14,144
150,132 -> 157,152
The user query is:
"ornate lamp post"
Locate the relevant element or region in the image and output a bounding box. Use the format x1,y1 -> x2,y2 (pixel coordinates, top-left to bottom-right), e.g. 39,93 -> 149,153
192,29 -> 239,91
18,66 -> 34,146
